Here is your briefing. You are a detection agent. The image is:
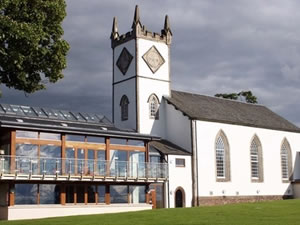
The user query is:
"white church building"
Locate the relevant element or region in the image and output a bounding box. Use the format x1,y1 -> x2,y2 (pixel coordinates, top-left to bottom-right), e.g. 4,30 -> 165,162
1,5 -> 300,221
111,6 -> 300,208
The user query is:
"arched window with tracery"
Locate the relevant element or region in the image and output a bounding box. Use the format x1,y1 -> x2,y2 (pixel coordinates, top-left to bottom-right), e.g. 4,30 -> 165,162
215,130 -> 230,182
148,94 -> 159,120
120,95 -> 129,121
281,138 -> 292,182
250,135 -> 263,182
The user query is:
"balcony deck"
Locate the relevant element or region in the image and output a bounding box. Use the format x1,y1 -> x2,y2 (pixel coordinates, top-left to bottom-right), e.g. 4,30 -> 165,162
0,156 -> 168,182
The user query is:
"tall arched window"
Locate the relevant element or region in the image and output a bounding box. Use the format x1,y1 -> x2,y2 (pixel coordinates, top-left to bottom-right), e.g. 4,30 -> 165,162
215,130 -> 230,182
281,138 -> 292,182
148,94 -> 159,120
250,135 -> 263,182
120,95 -> 129,121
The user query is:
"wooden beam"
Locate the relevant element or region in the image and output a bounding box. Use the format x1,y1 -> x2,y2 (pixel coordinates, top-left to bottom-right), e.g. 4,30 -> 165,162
15,139 -> 61,146
109,144 -> 145,152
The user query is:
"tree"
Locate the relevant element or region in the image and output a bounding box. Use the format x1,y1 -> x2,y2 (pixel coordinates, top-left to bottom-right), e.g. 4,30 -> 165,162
215,91 -> 258,104
0,0 -> 70,95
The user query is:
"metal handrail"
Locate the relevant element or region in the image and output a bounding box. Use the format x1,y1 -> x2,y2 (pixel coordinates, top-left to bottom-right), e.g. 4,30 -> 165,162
0,155 -> 168,179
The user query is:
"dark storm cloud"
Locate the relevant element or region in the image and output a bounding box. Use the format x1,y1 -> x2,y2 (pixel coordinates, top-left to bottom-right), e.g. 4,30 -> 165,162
1,0 -> 300,126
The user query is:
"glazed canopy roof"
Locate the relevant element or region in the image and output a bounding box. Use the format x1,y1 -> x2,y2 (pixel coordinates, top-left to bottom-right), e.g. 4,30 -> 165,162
0,103 -> 159,140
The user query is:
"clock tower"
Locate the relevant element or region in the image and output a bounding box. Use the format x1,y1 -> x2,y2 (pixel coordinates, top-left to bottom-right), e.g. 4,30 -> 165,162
111,5 -> 172,136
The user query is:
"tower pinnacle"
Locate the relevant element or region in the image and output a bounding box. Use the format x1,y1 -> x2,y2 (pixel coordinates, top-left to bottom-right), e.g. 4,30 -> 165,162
132,5 -> 142,29
164,15 -> 172,35
110,17 -> 119,40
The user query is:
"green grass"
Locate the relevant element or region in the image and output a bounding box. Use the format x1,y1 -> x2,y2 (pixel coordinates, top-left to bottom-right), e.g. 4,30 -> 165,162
2,200 -> 300,225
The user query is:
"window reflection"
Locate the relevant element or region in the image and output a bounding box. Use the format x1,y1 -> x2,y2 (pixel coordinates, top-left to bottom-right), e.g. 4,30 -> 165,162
15,144 -> 38,174
77,148 -> 85,174
127,140 -> 144,146
39,184 -> 60,204
129,152 -> 145,177
129,186 -> 146,203
40,145 -> 61,175
87,150 -> 95,175
110,185 -> 128,203
110,138 -> 127,145
97,185 -> 105,203
16,130 -> 38,139
15,184 -> 37,205
66,135 -> 85,142
40,132 -> 61,140
110,150 -> 127,177
96,151 -> 106,176
87,136 -> 105,144
65,148 -> 75,174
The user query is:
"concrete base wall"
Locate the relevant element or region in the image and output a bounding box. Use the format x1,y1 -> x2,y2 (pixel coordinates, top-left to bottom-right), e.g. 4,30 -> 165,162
198,195 -> 292,206
3,204 -> 152,221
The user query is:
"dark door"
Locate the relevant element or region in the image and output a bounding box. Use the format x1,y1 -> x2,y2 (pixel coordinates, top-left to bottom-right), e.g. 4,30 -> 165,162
175,189 -> 183,208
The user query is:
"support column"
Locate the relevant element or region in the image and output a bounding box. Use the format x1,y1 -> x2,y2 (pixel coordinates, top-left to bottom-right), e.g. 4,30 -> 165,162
105,184 -> 110,205
61,134 -> 66,174
8,183 -> 14,206
10,131 -> 16,173
61,184 -> 66,205
105,138 -> 110,177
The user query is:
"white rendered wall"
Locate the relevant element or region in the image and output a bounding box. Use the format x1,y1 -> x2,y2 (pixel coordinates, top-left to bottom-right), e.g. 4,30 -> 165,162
113,40 -> 137,130
168,155 -> 193,207
165,101 -> 192,152
135,38 -> 170,135
113,78 -> 136,130
137,39 -> 169,81
137,78 -> 169,136
196,120 -> 300,198
113,40 -> 136,83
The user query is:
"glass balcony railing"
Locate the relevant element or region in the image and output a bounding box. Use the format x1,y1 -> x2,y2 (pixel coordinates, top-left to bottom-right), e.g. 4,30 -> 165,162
0,155 -> 168,179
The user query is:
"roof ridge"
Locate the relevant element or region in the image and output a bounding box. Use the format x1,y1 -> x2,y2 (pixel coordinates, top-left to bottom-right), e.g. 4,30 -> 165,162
171,89 -> 266,107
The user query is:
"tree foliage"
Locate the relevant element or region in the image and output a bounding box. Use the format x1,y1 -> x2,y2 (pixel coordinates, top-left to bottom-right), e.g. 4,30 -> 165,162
215,91 -> 258,104
0,0 -> 70,95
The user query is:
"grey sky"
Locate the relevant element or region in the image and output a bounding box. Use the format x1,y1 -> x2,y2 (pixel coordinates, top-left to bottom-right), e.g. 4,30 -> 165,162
2,0 -> 300,126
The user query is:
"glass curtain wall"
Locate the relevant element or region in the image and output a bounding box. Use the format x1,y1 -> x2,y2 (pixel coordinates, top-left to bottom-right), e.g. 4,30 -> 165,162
15,144 -> 38,174
40,145 -> 61,175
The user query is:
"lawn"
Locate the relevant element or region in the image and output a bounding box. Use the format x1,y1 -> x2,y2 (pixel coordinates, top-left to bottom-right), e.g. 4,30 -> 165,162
2,200 -> 300,225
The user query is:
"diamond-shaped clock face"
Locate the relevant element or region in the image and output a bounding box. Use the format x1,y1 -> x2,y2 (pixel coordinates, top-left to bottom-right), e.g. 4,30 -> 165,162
116,48 -> 133,75
142,46 -> 165,74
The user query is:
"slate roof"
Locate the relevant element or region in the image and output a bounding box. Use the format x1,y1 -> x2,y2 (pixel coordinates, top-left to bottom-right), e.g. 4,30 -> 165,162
165,90 -> 300,133
149,139 -> 191,155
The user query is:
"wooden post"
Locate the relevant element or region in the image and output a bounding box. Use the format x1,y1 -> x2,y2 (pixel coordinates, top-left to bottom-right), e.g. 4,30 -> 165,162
84,185 -> 88,205
8,183 -> 15,206
61,184 -> 66,205
105,184 -> 110,205
146,184 -> 150,204
95,186 -> 98,204
151,189 -> 156,209
61,135 -> 66,175
74,185 -> 77,205
10,131 -> 16,173
105,138 -> 110,177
